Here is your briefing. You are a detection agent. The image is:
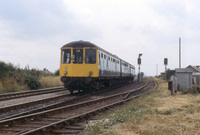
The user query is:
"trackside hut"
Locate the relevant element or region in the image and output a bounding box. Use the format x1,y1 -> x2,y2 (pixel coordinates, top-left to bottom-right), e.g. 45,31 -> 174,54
186,65 -> 200,85
175,68 -> 193,90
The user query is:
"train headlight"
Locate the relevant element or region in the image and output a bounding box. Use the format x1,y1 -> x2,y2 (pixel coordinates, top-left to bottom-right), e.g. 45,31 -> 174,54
89,71 -> 93,76
64,71 -> 67,75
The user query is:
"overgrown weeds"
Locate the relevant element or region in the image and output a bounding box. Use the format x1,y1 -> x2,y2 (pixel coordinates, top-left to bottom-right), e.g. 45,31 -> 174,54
177,84 -> 200,95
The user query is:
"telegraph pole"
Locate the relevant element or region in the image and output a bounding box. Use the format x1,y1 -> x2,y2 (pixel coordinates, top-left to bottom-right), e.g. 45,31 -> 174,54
179,37 -> 181,69
156,65 -> 158,76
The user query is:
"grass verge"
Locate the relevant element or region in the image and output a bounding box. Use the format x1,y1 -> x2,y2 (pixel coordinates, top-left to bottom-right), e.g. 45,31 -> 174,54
85,78 -> 200,135
0,76 -> 63,94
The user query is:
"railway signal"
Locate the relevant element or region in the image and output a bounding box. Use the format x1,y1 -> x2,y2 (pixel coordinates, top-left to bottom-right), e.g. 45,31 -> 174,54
138,54 -> 143,82
164,58 -> 168,80
138,53 -> 142,74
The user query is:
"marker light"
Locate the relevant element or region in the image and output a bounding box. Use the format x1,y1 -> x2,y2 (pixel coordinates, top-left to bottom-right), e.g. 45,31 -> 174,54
64,71 -> 67,75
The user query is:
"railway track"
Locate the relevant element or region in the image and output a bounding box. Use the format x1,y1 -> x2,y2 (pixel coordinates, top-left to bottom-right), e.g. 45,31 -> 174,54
0,86 -> 65,101
0,78 -> 156,135
0,80 -> 143,121
0,92 -> 85,121
0,86 -> 75,120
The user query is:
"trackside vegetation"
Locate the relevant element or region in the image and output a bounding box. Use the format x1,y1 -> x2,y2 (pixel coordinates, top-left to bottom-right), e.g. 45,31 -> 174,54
0,61 -> 62,93
85,78 -> 200,135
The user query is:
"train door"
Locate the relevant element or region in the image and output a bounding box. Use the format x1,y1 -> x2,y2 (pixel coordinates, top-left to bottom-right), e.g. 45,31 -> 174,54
120,60 -> 122,77
84,48 -> 98,77
98,52 -> 101,67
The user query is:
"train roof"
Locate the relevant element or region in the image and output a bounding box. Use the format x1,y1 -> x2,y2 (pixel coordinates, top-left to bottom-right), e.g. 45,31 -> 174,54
62,40 -> 135,68
62,40 -> 99,48
62,40 -> 112,56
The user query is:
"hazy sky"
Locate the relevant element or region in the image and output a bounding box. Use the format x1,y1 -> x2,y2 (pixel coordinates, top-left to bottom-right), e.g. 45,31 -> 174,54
0,0 -> 199,76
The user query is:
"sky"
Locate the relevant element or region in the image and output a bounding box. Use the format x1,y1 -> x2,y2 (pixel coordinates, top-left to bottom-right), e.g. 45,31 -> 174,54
0,0 -> 199,76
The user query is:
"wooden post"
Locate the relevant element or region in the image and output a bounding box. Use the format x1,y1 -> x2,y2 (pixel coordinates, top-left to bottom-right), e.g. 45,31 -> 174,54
179,37 -> 181,69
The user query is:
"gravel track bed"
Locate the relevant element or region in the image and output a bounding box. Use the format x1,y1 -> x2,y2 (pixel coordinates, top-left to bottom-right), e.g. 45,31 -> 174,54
0,91 -> 71,119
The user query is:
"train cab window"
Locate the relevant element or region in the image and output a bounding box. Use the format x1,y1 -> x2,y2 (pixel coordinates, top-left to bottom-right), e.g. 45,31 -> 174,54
73,49 -> 83,64
62,49 -> 71,64
85,49 -> 96,64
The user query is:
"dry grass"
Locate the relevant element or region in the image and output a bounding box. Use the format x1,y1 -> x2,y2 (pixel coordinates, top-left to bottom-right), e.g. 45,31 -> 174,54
39,76 -> 63,88
109,78 -> 200,135
0,81 -> 3,90
0,77 -> 28,93
86,78 -> 200,135
0,76 -> 63,94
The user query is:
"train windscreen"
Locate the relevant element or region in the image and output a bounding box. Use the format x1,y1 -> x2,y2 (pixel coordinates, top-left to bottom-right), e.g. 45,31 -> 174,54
73,49 -> 83,64
62,49 -> 71,64
85,49 -> 96,64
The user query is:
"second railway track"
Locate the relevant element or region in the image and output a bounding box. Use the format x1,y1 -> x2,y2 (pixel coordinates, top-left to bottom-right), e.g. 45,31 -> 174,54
0,86 -> 65,101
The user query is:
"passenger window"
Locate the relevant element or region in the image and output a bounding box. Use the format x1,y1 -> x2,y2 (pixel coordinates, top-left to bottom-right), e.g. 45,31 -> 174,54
85,49 -> 96,64
73,49 -> 83,64
104,54 -> 107,59
62,49 -> 71,64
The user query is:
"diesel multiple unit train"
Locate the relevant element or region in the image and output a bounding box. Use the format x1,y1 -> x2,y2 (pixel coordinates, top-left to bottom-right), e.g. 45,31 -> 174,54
60,41 -> 135,94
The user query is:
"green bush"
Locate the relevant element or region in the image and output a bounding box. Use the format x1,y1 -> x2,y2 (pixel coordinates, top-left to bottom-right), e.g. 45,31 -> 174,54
166,70 -> 175,80
25,76 -> 41,90
54,69 -> 60,76
0,62 -> 15,79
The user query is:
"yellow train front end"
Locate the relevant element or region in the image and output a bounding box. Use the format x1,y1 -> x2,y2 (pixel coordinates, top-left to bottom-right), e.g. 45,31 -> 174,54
60,41 -> 99,94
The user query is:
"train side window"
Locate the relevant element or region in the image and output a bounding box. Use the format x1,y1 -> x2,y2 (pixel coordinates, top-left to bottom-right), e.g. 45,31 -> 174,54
73,49 -> 83,64
62,49 -> 71,64
106,57 -> 108,67
101,53 -> 103,58
104,54 -> 107,59
85,49 -> 96,64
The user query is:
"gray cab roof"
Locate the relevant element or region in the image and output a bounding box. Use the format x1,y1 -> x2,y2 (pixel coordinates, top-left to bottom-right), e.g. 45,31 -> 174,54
62,40 -> 97,48
61,40 -> 135,68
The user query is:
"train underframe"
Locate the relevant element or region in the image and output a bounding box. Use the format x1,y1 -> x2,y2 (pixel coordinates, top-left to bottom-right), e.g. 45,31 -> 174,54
61,76 -> 134,94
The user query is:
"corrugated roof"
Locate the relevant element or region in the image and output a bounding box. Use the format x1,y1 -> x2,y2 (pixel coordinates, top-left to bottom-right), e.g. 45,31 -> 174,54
187,65 -> 200,72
